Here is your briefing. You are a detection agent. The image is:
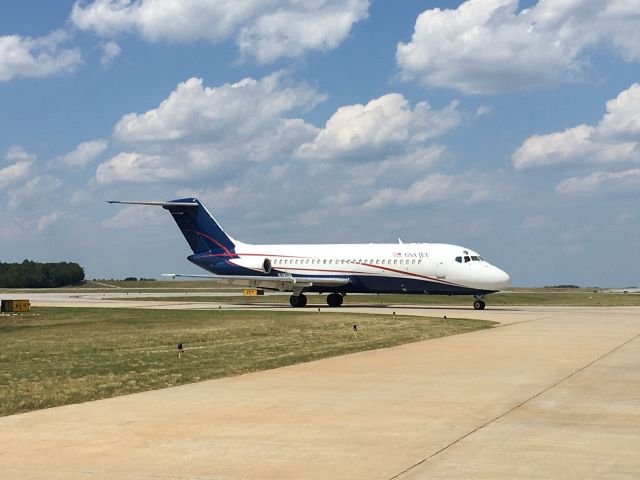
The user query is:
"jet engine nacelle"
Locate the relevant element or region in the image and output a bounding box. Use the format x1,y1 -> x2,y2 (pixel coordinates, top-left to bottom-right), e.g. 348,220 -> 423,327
229,256 -> 272,274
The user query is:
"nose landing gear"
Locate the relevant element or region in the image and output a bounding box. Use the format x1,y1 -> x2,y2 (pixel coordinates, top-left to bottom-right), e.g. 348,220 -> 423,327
473,294 -> 486,310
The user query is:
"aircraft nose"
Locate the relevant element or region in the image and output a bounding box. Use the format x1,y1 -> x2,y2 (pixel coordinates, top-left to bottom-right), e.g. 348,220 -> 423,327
476,265 -> 510,291
492,267 -> 511,290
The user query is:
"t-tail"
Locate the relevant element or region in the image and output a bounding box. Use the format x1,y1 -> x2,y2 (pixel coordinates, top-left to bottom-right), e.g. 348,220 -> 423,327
107,198 -> 236,257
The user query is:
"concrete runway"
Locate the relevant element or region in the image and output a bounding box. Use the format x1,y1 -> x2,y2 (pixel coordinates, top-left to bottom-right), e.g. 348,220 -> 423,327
1,299 -> 639,479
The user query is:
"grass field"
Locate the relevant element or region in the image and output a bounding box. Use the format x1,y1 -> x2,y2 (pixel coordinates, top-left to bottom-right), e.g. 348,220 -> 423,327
0,307 -> 494,416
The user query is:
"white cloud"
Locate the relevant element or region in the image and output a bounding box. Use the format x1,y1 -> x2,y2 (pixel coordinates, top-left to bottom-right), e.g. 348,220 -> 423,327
598,82 -> 640,138
71,0 -> 369,63
296,93 -> 460,160
36,211 -> 64,232
352,146 -> 449,185
513,84 -> 640,169
397,0 -> 640,94
6,145 -> 36,163
97,73 -> 324,184
555,168 -> 640,195
237,0 -> 369,63
95,152 -> 185,184
0,146 -> 34,189
7,175 -> 62,208
0,30 -> 81,81
362,172 -> 496,209
113,73 -> 323,143
99,40 -> 121,66
72,0 -> 265,40
56,139 -> 108,168
100,204 -> 164,229
0,161 -> 31,189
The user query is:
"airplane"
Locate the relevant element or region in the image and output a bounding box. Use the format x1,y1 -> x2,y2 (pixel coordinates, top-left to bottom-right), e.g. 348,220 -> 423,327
108,197 -> 510,309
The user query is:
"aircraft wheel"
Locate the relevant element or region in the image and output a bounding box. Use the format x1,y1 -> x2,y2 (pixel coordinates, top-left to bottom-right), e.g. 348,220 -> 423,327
336,294 -> 344,306
327,293 -> 342,307
473,300 -> 486,310
290,294 -> 307,308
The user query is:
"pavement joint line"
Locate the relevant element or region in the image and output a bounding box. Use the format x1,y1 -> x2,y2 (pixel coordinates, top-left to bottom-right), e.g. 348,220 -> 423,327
491,315 -> 553,328
389,330 -> 640,480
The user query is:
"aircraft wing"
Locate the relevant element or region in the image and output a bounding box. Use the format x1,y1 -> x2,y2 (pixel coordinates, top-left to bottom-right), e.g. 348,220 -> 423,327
162,273 -> 350,291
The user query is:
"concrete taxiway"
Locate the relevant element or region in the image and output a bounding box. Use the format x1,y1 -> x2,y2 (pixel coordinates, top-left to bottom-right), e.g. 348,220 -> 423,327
0,301 -> 639,479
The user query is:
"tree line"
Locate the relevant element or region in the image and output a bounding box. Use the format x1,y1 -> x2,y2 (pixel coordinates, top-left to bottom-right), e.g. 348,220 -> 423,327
0,260 -> 85,288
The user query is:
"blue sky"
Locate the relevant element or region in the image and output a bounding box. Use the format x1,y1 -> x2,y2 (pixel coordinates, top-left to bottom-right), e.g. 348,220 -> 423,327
1,0 -> 639,287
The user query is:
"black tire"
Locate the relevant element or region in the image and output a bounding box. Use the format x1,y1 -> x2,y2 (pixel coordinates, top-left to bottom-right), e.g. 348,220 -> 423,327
336,294 -> 344,306
290,294 -> 307,308
479,300 -> 486,310
473,300 -> 483,310
327,293 -> 341,307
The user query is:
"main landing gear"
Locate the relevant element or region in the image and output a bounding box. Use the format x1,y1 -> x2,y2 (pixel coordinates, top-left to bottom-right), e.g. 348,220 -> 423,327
289,292 -> 344,307
473,294 -> 486,310
326,292 -> 344,307
289,293 -> 307,308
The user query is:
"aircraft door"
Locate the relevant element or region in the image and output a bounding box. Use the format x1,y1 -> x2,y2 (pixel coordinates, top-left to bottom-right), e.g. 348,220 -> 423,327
436,261 -> 446,279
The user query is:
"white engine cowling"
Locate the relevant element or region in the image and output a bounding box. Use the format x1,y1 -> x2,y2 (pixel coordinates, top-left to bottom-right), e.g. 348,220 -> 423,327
229,256 -> 272,274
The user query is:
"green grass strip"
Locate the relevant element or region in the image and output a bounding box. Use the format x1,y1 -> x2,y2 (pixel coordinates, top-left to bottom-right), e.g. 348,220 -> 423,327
0,307 -> 494,416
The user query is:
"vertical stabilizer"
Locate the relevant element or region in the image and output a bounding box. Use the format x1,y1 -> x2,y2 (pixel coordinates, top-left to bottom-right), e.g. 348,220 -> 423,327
162,198 -> 236,255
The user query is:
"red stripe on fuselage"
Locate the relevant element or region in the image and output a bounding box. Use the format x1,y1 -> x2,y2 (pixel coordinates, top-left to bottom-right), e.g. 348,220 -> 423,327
270,264 -> 463,288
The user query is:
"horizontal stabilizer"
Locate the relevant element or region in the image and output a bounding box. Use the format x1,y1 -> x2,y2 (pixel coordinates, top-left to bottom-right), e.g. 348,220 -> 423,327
107,200 -> 198,208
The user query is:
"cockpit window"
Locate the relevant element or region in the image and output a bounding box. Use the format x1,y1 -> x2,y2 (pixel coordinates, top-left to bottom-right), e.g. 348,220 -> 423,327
464,256 -> 471,263
455,256 -> 462,263
471,256 -> 480,261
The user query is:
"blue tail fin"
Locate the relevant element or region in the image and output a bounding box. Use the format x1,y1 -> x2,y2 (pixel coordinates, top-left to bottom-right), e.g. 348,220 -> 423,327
163,198 -> 236,256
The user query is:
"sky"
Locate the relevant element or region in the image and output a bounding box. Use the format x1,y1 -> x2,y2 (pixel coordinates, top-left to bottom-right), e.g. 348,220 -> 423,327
1,0 -> 639,287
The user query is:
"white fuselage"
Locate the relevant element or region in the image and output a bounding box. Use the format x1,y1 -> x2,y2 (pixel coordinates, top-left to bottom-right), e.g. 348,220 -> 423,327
230,241 -> 510,294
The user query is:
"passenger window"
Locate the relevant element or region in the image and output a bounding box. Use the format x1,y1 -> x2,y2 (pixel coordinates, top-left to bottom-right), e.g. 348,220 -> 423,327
412,259 -> 416,265
418,259 -> 421,264
394,259 -> 398,265
455,256 -> 462,263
